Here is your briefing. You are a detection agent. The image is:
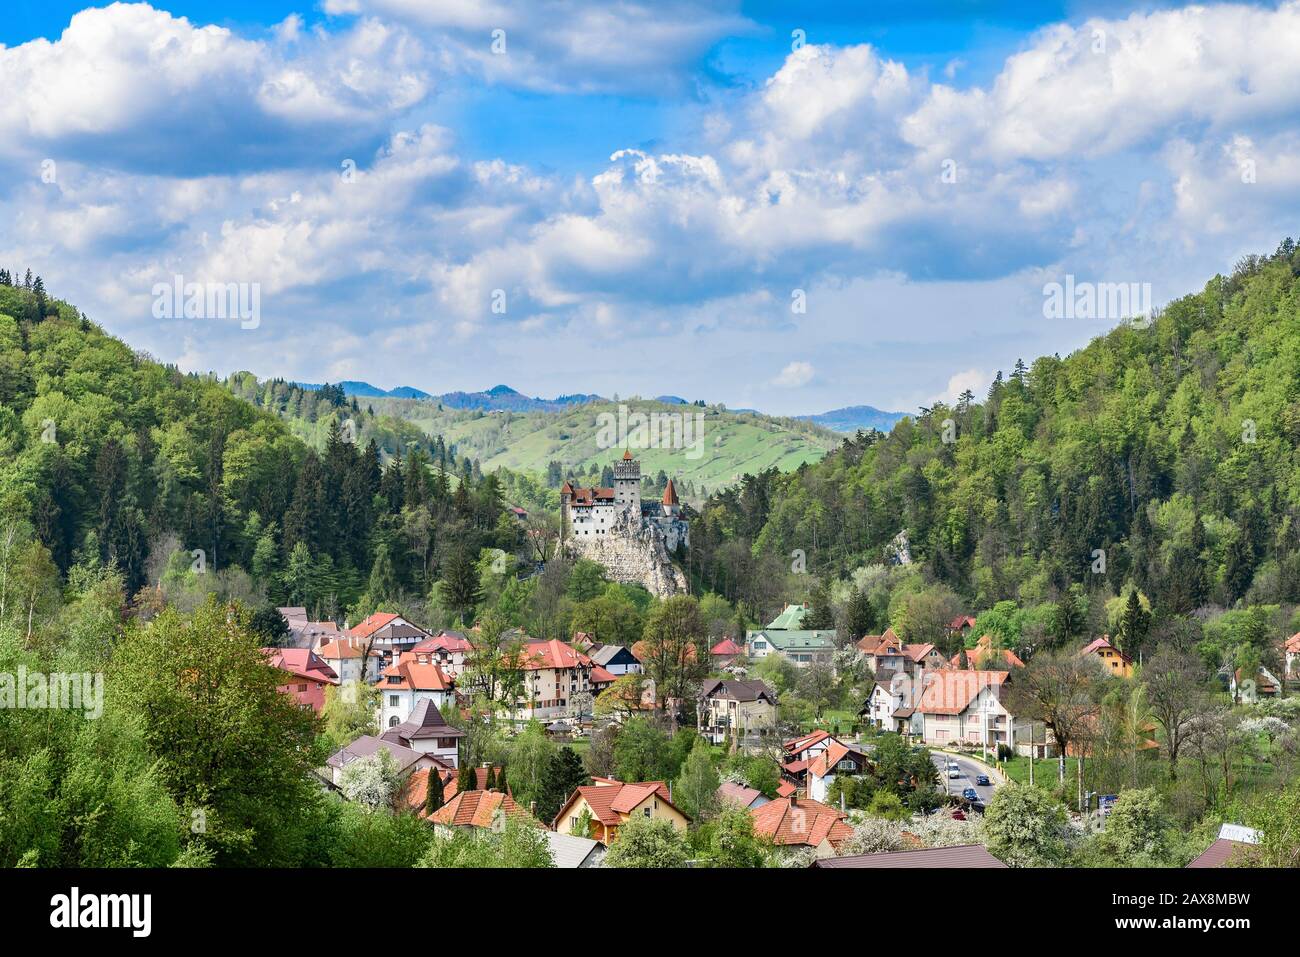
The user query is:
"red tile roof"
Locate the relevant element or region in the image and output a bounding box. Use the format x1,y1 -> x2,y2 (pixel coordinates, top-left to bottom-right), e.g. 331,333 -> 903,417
717,781 -> 764,808
431,790 -> 532,829
783,729 -> 830,754
589,665 -> 617,684
710,638 -> 745,657
523,639 -> 591,671
662,479 -> 679,506
951,634 -> 1024,669
351,612 -> 401,639
1287,632 -> 1300,654
856,627 -> 901,655
412,632 -> 474,655
262,648 -> 339,685
556,780 -> 679,828
1187,838 -> 1253,868
750,797 -> 853,850
807,741 -> 867,780
380,652 -> 454,691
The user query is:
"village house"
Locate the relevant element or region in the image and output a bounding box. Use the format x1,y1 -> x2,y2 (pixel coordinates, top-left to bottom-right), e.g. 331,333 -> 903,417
1079,636 -> 1133,678
588,643 -> 642,676
379,698 -> 463,769
746,604 -> 835,667
410,630 -> 474,679
717,781 -> 770,811
401,764 -> 506,818
1228,665 -> 1283,701
324,735 -> 439,788
503,639 -> 596,722
951,634 -> 1025,670
805,739 -> 871,803
428,790 -> 533,837
947,615 -> 978,643
1286,632 -> 1300,680
860,677 -> 927,737
857,628 -> 945,678
350,612 -> 433,665
543,831 -> 606,868
262,647 -> 339,713
697,678 -> 778,745
553,778 -> 690,845
316,637 -> 380,685
378,651 -> 456,729
916,670 -> 1015,749
709,637 -> 746,670
781,730 -> 857,793
750,795 -> 854,858
277,607 -> 343,649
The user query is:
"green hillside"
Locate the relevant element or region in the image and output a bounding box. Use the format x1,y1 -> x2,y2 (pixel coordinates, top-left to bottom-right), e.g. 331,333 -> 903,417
690,239 -> 1300,664
370,396 -> 842,495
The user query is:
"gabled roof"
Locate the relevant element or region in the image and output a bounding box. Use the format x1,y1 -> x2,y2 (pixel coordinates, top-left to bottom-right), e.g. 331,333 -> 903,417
951,634 -> 1024,669
813,844 -> 1006,868
856,627 -> 901,655
699,678 -> 777,704
783,729 -> 830,754
807,741 -> 868,780
556,780 -> 681,828
717,781 -> 765,808
262,648 -> 339,685
766,604 -> 810,630
351,612 -> 402,639
544,830 -> 604,868
589,665 -> 617,684
326,735 -> 426,774
380,652 -> 454,691
431,790 -> 532,829
402,766 -> 504,814
1187,838 -> 1254,868
590,644 -> 638,667
1080,635 -> 1131,664
917,670 -> 1009,715
412,632 -> 474,655
948,615 -> 978,631
902,642 -> 937,663
523,639 -> 591,670
750,797 -> 853,850
710,637 -> 745,657
1286,632 -> 1300,654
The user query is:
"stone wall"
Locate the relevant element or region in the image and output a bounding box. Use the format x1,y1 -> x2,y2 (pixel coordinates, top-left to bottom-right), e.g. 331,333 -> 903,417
565,510 -> 688,598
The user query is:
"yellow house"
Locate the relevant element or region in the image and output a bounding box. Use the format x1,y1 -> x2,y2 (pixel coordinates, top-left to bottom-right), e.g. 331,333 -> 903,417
1081,636 -> 1134,678
552,778 -> 690,845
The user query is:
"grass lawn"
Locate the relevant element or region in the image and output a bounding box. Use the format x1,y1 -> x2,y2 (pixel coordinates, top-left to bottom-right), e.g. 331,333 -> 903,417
801,709 -> 857,734
1001,754 -> 1081,789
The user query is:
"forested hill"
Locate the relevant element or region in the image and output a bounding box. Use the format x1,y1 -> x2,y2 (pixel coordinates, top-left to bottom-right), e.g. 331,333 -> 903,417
0,276 -> 513,619
692,240 -> 1300,628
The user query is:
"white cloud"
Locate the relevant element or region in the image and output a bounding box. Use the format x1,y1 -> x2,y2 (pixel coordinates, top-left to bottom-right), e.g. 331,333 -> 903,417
773,361 -> 815,388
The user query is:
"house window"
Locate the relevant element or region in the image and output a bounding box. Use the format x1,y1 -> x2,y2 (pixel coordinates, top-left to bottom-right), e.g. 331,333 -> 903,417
643,807 -> 651,818
389,695 -> 399,707
388,716 -> 399,728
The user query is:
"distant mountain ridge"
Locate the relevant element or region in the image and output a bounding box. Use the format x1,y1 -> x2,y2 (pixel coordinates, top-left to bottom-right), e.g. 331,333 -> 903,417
295,380 -> 903,431
797,404 -> 907,433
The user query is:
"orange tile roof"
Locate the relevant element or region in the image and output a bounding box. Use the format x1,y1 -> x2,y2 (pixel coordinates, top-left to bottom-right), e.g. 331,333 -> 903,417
951,634 -> 1024,669
557,780 -> 679,828
380,653 -> 454,691
856,627 -> 901,654
1080,635 -> 1131,664
351,612 -> 401,639
710,638 -> 745,657
750,797 -> 854,850
523,639 -> 591,671
589,665 -> 617,683
261,648 -> 339,685
430,790 -> 531,829
807,740 -> 867,780
917,669 -> 1009,715
1287,632 -> 1300,654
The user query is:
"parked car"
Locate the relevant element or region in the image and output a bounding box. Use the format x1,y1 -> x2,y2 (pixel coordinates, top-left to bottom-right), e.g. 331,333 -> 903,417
962,787 -> 979,802
948,768 -> 962,779
975,774 -> 991,786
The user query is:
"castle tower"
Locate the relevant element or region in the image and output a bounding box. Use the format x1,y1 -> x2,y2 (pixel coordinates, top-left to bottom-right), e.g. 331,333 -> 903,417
613,449 -> 641,516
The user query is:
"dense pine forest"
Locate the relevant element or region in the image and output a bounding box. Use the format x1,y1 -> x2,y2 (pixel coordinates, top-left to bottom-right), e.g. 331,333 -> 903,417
0,273 -> 516,628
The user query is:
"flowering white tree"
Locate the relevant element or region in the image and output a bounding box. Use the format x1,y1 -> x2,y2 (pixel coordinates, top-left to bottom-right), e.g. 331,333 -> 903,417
338,750 -> 399,811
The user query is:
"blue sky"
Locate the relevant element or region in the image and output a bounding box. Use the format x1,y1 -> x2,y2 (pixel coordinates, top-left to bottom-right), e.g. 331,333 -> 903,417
2,1 -> 1298,416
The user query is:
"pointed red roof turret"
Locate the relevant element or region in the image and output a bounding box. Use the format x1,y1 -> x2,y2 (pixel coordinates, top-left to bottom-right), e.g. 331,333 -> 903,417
622,449 -> 634,461
662,479 -> 679,506
560,481 -> 573,495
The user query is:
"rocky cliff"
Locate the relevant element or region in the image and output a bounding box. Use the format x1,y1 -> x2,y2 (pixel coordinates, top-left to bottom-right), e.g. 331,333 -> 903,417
564,511 -> 688,598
